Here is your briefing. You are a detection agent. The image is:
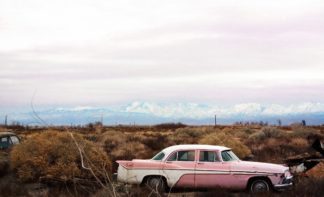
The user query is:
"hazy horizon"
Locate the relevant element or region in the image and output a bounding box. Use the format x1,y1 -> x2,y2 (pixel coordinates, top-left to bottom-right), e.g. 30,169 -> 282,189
1,101 -> 323,126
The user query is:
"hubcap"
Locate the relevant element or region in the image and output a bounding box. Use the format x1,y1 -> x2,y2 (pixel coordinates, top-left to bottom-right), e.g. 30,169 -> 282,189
252,180 -> 269,193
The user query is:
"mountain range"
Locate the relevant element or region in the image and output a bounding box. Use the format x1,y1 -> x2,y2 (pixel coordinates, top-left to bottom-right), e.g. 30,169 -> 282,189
5,102 -> 324,126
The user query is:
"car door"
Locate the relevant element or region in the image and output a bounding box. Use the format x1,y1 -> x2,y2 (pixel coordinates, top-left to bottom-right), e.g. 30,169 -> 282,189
195,150 -> 235,188
162,150 -> 196,188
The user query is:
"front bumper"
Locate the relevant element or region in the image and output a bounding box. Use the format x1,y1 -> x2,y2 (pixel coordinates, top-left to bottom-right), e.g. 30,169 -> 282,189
274,176 -> 293,191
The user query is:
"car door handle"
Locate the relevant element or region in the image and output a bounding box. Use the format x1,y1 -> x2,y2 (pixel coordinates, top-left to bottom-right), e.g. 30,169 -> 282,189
197,162 -> 204,164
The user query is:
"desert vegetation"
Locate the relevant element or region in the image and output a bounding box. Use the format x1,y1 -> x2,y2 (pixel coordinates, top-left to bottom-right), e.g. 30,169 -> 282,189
0,124 -> 324,196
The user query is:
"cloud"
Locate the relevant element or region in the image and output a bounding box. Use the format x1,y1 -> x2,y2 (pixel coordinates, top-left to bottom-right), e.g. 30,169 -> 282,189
0,0 -> 324,107
55,106 -> 97,112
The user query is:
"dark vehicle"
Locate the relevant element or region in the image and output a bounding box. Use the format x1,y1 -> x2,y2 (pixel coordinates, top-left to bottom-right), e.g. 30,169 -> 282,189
285,138 -> 324,174
0,132 -> 20,176
0,132 -> 20,150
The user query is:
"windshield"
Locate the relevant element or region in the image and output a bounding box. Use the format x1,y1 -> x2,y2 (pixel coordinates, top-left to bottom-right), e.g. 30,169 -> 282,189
221,150 -> 239,161
10,136 -> 19,145
152,152 -> 165,161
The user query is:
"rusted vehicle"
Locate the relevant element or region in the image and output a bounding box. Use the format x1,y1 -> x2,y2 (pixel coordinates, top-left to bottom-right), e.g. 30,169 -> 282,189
0,132 -> 20,176
285,138 -> 324,174
116,145 -> 293,193
0,132 -> 20,150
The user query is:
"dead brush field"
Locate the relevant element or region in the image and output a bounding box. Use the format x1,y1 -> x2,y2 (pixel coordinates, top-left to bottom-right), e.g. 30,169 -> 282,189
0,124 -> 324,196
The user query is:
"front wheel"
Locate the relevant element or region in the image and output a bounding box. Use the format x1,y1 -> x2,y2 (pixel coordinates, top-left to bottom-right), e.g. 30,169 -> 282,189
145,176 -> 166,194
250,179 -> 271,193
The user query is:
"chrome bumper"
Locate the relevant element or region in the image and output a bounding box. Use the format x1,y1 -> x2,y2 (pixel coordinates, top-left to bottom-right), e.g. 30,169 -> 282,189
274,176 -> 293,191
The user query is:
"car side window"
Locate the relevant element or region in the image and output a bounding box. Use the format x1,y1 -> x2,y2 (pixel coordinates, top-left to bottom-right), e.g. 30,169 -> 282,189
179,151 -> 195,161
0,137 -> 9,148
167,152 -> 177,161
199,151 -> 219,162
1,137 -> 8,142
167,150 -> 195,161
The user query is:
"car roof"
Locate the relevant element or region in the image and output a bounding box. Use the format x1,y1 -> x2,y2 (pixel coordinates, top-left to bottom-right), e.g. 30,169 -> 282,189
0,132 -> 17,137
161,144 -> 230,156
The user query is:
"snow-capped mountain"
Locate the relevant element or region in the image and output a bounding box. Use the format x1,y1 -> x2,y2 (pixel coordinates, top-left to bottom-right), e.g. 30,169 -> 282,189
4,102 -> 324,125
124,101 -> 324,118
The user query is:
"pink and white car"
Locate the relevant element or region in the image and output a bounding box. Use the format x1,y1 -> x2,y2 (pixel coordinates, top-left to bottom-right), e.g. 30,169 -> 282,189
116,145 -> 293,193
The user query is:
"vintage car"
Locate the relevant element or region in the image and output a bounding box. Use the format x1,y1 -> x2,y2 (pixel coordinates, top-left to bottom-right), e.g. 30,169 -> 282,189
0,132 -> 20,176
0,132 -> 20,150
116,144 -> 293,193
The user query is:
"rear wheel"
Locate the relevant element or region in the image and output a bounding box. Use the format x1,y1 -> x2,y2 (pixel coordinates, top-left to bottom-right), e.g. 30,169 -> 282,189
145,176 -> 166,194
250,179 -> 270,193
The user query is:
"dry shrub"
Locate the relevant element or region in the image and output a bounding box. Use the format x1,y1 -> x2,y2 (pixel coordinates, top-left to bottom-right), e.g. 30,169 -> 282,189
169,127 -> 217,144
248,127 -> 284,142
100,130 -> 127,151
198,132 -> 251,159
136,133 -> 171,152
247,127 -> 288,162
306,162 -> 324,178
0,127 -> 9,132
221,127 -> 253,139
248,131 -> 266,142
0,152 -> 9,177
10,131 -> 111,182
285,177 -> 324,197
100,131 -> 152,160
261,127 -> 283,138
111,141 -> 151,160
0,174 -> 29,196
291,126 -> 322,138
167,128 -> 199,144
153,122 -> 187,130
247,136 -> 312,163
289,137 -> 309,148
175,127 -> 205,137
241,127 -> 256,135
100,131 -> 153,172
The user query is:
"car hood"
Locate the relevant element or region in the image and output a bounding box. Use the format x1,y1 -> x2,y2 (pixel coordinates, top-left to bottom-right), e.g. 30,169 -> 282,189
234,160 -> 288,173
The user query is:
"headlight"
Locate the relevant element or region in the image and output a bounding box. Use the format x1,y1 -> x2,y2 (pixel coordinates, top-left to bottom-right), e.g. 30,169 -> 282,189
284,170 -> 291,177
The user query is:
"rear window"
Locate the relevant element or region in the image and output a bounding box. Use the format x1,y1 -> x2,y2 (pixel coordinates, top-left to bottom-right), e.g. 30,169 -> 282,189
152,152 -> 165,161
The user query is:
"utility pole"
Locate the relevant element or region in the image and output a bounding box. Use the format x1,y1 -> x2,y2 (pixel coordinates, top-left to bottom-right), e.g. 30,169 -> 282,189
4,115 -> 7,126
214,115 -> 217,126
